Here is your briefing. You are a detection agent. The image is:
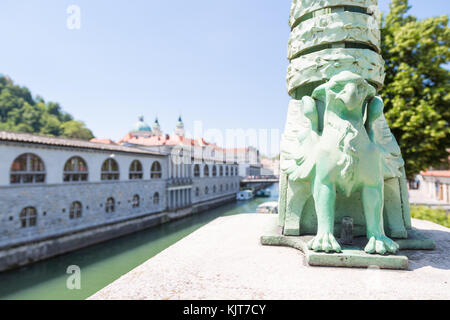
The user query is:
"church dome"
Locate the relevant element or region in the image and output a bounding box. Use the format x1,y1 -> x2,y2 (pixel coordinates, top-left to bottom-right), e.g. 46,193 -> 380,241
131,116 -> 152,133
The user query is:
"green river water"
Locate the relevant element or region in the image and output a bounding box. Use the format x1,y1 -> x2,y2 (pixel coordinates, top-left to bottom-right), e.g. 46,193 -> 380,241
0,184 -> 278,300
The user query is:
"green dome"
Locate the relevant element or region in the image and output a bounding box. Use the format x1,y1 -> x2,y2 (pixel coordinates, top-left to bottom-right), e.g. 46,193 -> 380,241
131,116 -> 152,133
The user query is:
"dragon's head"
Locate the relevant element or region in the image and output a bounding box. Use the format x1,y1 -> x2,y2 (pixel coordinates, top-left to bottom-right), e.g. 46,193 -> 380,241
312,71 -> 377,112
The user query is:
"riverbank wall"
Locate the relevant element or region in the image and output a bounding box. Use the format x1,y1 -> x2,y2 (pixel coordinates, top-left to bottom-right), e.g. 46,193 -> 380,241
0,193 -> 237,272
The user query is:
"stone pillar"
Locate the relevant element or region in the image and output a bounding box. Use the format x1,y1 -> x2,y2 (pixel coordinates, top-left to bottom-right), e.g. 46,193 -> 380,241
172,190 -> 175,210
171,161 -> 174,179
428,181 -> 433,198
168,161 -> 171,179
443,184 -> 448,203
174,190 -> 177,209
171,191 -> 175,210
181,189 -> 185,208
445,184 -> 450,203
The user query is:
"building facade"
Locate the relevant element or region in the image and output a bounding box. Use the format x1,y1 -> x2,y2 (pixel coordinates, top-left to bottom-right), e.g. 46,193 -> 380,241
419,171 -> 450,204
0,119 -> 241,271
120,116 -> 242,212
225,147 -> 262,178
261,157 -> 280,177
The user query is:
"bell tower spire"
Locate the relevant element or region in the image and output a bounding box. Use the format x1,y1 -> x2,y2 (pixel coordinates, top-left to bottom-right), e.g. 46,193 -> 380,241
175,115 -> 185,137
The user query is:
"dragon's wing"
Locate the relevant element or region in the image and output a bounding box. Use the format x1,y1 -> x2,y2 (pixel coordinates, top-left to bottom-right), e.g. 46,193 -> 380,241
280,97 -> 319,181
366,96 -> 404,179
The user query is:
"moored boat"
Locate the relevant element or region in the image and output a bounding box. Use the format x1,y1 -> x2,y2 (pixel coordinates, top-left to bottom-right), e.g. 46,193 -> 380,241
257,201 -> 278,214
236,190 -> 254,200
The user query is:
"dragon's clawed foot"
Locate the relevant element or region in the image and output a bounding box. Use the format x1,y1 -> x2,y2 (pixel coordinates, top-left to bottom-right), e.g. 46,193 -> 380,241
307,233 -> 342,253
364,235 -> 399,255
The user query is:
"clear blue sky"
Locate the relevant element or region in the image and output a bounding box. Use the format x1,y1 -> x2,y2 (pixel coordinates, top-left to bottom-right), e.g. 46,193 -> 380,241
0,0 -> 448,148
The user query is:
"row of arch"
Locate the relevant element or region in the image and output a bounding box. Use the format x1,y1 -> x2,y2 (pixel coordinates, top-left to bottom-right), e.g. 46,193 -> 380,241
18,192 -> 161,228
10,153 -> 163,184
194,182 -> 238,197
193,164 -> 238,177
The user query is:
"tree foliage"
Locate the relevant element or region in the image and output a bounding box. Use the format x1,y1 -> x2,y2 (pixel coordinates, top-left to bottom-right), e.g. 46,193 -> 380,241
0,76 -> 94,140
380,0 -> 450,178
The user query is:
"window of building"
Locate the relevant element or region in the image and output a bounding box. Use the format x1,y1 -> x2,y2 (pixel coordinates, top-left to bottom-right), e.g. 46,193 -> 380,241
20,207 -> 37,228
132,194 -> 140,208
64,157 -> 88,182
212,165 -> 217,177
193,164 -> 200,177
129,160 -> 143,180
101,158 -> 119,181
106,197 -> 115,213
225,166 -> 229,176
219,166 -> 223,176
220,185 -> 223,192
151,161 -> 162,179
69,201 -> 82,219
213,185 -> 217,193
226,184 -> 229,191
195,187 -> 200,197
10,153 -> 45,184
204,165 -> 209,177
153,192 -> 160,205
205,186 -> 209,194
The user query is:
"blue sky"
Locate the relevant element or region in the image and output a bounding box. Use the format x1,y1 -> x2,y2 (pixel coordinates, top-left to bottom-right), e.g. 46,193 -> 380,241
0,0 -> 448,149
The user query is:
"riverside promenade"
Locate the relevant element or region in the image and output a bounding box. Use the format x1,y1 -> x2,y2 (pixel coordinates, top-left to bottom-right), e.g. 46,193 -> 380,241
90,214 -> 450,300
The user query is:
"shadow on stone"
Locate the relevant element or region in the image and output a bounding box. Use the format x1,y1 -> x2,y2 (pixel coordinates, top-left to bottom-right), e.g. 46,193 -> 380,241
261,216 -> 441,271
400,229 -> 450,271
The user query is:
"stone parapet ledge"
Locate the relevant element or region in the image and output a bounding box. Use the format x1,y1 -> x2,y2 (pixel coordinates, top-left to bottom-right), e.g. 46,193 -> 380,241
89,214 -> 450,300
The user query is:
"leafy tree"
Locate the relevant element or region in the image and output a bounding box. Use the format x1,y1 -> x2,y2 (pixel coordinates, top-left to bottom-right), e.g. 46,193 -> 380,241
0,75 -> 94,140
61,121 -> 94,140
380,0 -> 450,178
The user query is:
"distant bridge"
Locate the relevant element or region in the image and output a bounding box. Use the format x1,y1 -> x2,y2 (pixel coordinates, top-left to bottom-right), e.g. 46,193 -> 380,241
241,175 -> 279,184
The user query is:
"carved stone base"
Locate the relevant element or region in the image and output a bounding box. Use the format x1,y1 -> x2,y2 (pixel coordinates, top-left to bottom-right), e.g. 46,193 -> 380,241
261,217 -> 436,270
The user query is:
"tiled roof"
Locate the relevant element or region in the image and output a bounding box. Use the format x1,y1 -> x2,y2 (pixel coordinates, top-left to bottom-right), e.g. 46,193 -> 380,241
0,131 -> 166,156
120,133 -> 212,148
90,138 -> 118,145
421,170 -> 450,178
119,132 -> 258,158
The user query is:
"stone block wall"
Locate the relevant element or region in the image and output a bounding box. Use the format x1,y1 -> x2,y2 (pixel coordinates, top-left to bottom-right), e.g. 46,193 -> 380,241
0,180 -> 167,249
